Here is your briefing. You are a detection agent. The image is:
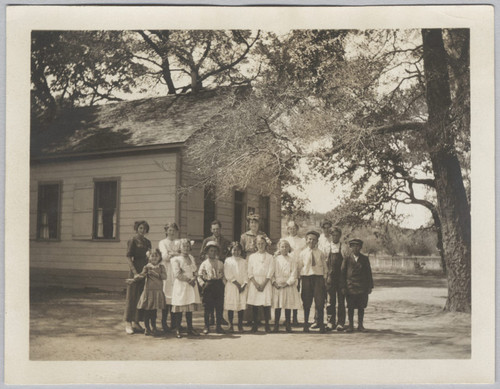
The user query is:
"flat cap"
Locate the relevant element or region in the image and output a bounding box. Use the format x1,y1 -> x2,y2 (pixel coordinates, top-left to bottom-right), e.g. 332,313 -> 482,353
306,230 -> 320,238
348,238 -> 363,246
320,219 -> 333,228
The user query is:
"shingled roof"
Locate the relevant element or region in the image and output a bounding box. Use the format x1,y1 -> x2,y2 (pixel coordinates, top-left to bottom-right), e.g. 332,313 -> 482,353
31,87 -> 235,159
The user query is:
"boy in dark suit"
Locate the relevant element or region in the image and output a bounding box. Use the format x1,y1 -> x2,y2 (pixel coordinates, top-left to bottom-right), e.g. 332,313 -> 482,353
341,238 -> 374,332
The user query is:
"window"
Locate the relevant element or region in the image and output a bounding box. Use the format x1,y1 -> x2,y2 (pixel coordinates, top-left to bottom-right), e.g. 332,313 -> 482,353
233,190 -> 246,241
259,195 -> 270,236
93,180 -> 119,239
203,185 -> 216,237
37,183 -> 61,240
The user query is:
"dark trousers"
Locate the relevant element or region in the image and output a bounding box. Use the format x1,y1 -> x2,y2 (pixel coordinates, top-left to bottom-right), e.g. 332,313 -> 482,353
301,275 -> 326,324
202,280 -> 224,327
327,287 -> 346,325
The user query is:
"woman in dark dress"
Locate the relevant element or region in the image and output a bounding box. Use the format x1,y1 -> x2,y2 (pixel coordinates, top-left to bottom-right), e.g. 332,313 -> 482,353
124,220 -> 152,334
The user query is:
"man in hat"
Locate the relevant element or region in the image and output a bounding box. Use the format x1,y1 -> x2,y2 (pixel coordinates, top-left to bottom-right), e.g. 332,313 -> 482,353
297,230 -> 328,333
341,238 -> 374,333
284,220 -> 306,325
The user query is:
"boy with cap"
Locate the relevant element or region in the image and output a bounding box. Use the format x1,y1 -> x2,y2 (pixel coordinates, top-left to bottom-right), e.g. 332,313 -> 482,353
297,230 -> 328,333
341,238 -> 374,332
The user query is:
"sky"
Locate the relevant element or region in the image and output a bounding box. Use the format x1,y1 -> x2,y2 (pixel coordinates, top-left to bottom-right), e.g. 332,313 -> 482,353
293,177 -> 433,229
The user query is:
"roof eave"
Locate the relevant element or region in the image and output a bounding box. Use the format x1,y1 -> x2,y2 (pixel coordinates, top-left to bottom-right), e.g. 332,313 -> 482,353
30,142 -> 184,165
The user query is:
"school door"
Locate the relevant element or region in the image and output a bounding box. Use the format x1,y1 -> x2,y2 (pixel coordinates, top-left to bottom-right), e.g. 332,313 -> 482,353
233,190 -> 246,241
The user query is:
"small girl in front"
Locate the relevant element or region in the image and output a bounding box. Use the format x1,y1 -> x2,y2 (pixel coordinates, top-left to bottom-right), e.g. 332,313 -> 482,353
171,239 -> 201,338
126,249 -> 167,336
223,242 -> 248,333
246,235 -> 274,333
272,240 -> 301,333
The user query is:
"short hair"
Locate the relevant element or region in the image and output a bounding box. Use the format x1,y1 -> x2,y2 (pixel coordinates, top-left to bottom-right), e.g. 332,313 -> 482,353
276,239 -> 292,255
330,226 -> 342,236
211,220 -> 222,228
164,222 -> 179,232
178,238 -> 192,250
134,220 -> 150,233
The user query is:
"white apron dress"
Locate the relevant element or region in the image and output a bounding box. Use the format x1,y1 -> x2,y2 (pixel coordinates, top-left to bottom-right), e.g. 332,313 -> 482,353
224,256 -> 248,311
246,252 -> 274,306
158,237 -> 180,305
272,254 -> 302,309
171,254 -> 201,312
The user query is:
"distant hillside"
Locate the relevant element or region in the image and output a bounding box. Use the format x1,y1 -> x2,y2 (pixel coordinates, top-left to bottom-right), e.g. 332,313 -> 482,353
281,215 -> 439,257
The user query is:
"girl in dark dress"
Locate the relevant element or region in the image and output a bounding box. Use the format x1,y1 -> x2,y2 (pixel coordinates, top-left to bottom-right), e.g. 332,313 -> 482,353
124,220 -> 152,334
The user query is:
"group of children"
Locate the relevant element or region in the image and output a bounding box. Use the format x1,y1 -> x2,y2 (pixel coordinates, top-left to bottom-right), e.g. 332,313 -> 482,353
124,216 -> 374,338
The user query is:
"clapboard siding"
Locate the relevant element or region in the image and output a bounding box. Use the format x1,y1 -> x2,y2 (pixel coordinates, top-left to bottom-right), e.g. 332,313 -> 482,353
30,151 -> 179,285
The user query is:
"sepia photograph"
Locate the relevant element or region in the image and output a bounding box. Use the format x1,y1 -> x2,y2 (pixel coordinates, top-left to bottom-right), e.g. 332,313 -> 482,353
5,4 -> 495,385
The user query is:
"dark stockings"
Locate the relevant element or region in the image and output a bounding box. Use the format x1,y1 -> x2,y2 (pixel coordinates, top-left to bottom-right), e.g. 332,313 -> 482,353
144,310 -> 157,333
162,305 -> 172,331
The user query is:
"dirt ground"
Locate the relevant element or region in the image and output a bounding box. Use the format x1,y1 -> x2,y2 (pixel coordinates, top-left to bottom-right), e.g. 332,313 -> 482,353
30,273 -> 470,360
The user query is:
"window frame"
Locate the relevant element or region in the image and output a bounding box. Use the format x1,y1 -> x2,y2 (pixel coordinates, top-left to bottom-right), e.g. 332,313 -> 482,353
36,181 -> 62,241
92,177 -> 121,241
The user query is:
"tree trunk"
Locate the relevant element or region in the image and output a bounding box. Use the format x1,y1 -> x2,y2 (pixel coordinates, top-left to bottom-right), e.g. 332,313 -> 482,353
422,29 -> 471,312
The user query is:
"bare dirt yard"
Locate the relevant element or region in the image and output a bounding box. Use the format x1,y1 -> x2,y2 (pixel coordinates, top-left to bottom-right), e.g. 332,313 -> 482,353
30,273 -> 470,360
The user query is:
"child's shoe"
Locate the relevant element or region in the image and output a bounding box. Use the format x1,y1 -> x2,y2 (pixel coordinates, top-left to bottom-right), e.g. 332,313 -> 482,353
345,323 -> 354,333
303,323 -> 310,333
144,328 -> 153,336
216,326 -> 226,334
273,324 -> 280,333
188,327 -> 200,336
203,326 -> 210,335
357,324 -> 366,332
176,329 -> 182,338
228,324 -> 234,333
237,324 -> 244,333
265,323 -> 272,333
285,321 -> 292,333
336,324 -> 345,332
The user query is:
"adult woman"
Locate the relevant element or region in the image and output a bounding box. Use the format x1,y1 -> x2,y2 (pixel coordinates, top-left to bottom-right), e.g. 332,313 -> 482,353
240,213 -> 271,257
158,222 -> 180,332
124,220 -> 152,334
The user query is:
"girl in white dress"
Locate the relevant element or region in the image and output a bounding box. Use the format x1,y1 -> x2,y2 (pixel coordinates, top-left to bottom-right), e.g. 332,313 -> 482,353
284,220 -> 306,325
158,222 -> 180,332
272,240 -> 301,333
171,239 -> 201,338
247,235 -> 274,333
223,242 -> 248,333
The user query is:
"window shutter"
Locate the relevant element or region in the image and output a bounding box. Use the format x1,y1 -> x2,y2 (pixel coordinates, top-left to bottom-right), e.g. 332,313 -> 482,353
29,188 -> 37,240
187,187 -> 204,238
72,182 -> 94,240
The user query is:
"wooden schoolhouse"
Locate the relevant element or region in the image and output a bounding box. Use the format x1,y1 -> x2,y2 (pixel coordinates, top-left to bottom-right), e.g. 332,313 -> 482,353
30,88 -> 281,291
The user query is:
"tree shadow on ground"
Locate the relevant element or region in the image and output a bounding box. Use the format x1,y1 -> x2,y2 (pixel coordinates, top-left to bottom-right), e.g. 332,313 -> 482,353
374,273 -> 446,288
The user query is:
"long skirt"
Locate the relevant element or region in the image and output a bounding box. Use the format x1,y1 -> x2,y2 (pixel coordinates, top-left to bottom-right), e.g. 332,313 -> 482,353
124,276 -> 145,322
